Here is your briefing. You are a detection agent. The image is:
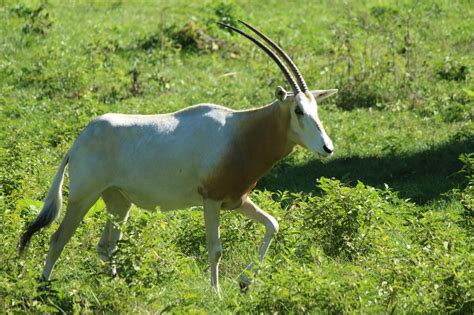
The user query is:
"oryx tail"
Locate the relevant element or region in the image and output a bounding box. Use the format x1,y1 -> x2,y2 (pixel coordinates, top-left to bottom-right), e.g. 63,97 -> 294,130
19,151 -> 70,255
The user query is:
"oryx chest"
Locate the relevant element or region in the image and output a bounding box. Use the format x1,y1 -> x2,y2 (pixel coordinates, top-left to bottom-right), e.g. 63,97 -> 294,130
198,105 -> 292,209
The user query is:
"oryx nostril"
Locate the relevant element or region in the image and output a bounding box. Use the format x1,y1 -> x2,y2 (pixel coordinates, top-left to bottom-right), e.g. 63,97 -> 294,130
323,145 -> 333,154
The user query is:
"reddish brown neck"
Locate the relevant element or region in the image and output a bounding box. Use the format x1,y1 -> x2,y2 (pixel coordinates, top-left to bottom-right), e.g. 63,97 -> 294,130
200,101 -> 294,205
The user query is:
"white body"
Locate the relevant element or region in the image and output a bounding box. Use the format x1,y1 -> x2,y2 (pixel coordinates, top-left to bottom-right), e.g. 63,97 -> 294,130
22,89 -> 336,294
70,105 -> 238,211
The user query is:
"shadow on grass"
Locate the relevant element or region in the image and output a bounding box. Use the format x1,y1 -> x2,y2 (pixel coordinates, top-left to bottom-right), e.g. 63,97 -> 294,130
259,136 -> 473,204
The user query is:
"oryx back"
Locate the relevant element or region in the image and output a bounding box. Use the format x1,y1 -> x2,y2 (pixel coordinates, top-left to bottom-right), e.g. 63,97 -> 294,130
67,104 -> 239,211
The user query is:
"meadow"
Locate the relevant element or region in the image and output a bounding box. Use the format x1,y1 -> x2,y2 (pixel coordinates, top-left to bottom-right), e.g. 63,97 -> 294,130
0,0 -> 472,313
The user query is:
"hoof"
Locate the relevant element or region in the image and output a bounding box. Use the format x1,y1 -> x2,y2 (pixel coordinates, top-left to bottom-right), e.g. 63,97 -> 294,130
38,274 -> 51,282
239,280 -> 250,293
216,288 -> 222,299
37,277 -> 57,293
111,263 -> 117,277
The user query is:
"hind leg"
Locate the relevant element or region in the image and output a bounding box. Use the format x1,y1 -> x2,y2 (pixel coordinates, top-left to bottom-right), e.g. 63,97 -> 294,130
96,188 -> 131,262
42,194 -> 100,281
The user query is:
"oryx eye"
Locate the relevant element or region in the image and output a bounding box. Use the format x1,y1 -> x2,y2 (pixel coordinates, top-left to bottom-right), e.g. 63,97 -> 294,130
294,106 -> 304,116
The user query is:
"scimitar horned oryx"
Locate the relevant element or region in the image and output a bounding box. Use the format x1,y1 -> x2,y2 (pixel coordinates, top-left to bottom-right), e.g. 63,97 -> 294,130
19,20 -> 337,294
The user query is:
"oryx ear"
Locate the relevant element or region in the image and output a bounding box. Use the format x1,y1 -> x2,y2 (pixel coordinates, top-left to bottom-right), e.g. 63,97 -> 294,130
311,89 -> 338,101
275,86 -> 289,101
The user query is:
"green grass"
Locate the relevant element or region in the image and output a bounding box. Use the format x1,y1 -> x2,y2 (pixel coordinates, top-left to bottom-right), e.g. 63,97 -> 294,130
1,0 -> 473,313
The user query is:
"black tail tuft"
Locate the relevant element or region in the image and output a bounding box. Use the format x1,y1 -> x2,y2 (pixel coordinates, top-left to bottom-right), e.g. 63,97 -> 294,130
18,207 -> 56,255
19,151 -> 69,256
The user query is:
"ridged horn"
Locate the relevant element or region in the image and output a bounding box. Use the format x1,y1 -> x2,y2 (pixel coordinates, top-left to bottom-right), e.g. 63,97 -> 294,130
218,22 -> 301,94
239,20 -> 309,92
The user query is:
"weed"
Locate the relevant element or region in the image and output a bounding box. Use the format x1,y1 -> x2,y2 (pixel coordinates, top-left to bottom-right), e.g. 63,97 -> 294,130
437,57 -> 469,81
21,4 -> 53,36
211,1 -> 243,31
136,33 -> 162,51
335,79 -> 384,110
129,69 -> 141,97
9,4 -> 34,17
168,21 -> 224,53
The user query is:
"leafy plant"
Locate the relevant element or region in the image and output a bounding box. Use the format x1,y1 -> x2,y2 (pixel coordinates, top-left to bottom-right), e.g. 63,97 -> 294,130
167,21 -> 224,53
21,4 -> 53,36
212,1 -> 243,31
437,57 -> 469,81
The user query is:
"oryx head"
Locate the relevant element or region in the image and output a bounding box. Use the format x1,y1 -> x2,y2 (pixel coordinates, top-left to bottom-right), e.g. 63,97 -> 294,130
219,20 -> 337,157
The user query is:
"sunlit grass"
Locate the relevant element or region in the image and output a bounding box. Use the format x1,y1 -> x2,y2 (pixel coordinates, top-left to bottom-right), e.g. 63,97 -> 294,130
1,0 -> 472,313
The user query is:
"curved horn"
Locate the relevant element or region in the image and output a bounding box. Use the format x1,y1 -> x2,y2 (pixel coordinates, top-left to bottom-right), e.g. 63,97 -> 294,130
239,20 -> 309,93
217,22 -> 301,95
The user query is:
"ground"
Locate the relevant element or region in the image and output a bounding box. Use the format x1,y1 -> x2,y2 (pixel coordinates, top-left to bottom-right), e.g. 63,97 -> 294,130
0,0 -> 472,313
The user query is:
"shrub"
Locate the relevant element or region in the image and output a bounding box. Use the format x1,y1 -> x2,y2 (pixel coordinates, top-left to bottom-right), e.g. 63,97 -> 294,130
21,4 -> 53,36
167,21 -> 224,53
437,57 -> 469,81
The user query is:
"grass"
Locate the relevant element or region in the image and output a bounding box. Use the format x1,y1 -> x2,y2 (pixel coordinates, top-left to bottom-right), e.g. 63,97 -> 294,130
1,0 -> 473,313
